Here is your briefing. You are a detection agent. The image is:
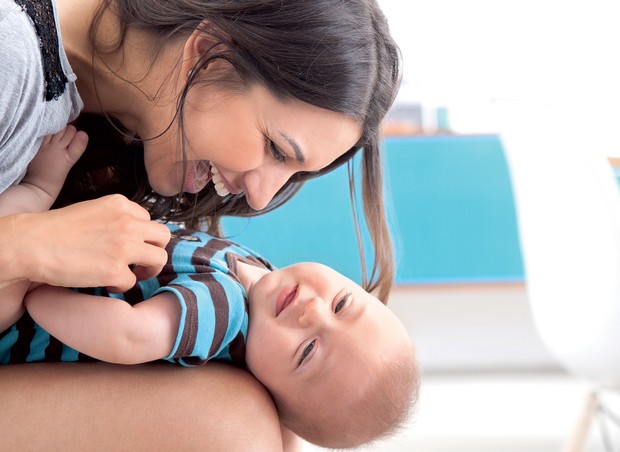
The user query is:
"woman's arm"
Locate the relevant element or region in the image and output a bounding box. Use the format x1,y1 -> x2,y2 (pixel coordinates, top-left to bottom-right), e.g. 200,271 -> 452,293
24,286 -> 181,364
0,362 -> 283,451
0,127 -> 89,328
0,195 -> 170,292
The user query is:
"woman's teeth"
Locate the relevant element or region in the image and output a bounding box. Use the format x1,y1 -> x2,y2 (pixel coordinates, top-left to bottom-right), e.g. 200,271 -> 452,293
210,164 -> 230,197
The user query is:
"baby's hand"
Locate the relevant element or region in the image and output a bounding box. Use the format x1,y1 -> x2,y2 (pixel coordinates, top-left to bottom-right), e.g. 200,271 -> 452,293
23,125 -> 88,201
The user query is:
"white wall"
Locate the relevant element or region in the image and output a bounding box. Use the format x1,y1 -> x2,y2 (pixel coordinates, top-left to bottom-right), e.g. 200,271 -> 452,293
379,0 -> 620,154
378,1 -> 620,373
389,285 -> 561,373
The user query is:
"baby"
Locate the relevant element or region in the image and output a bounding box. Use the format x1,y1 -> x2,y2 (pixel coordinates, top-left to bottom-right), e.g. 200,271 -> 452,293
0,132 -> 418,449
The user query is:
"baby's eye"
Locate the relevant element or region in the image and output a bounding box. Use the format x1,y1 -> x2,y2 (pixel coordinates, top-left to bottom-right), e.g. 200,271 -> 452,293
299,340 -> 316,365
334,293 -> 350,313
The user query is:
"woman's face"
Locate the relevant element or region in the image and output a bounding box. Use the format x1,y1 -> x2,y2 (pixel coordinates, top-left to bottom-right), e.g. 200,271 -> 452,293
142,83 -> 361,210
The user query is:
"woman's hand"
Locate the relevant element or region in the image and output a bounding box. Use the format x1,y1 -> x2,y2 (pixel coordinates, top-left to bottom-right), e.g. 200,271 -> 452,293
3,194 -> 170,292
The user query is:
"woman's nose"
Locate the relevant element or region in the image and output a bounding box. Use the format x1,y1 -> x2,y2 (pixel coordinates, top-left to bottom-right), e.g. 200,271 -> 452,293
243,165 -> 295,211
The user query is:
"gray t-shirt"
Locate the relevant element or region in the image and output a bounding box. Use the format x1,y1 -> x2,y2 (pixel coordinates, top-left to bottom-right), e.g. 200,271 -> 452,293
0,0 -> 83,192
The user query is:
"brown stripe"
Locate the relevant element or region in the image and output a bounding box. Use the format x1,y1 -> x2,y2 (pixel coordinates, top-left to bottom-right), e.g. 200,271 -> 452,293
121,284 -> 147,306
188,241 -> 231,359
155,238 -> 177,288
190,237 -> 230,270
168,284 -> 198,358
9,314 -> 36,364
225,253 -> 273,281
190,273 -> 228,358
227,331 -> 246,366
44,336 -> 64,361
182,356 -> 208,366
77,352 -> 97,362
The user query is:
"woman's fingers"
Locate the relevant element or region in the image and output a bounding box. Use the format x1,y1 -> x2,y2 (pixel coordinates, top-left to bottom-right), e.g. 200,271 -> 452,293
145,221 -> 173,250
12,195 -> 172,291
106,241 -> 170,293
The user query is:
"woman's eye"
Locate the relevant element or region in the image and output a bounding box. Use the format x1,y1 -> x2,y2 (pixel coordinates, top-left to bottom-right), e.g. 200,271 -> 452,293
334,294 -> 350,313
268,140 -> 286,163
300,340 -> 316,364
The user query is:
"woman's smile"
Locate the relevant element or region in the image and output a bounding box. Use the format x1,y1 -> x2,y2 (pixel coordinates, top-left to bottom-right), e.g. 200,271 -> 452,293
145,83 -> 360,205
183,160 -> 213,194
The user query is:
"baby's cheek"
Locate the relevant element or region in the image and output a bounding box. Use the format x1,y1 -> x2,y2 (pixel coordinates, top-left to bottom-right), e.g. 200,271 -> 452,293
245,334 -> 279,381
244,332 -> 268,373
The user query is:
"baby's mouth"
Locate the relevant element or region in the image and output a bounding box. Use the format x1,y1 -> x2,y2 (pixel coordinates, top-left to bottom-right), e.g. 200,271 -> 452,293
276,285 -> 298,317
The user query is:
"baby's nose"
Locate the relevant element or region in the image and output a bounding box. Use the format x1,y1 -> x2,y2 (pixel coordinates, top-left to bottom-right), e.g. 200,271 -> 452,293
298,297 -> 328,327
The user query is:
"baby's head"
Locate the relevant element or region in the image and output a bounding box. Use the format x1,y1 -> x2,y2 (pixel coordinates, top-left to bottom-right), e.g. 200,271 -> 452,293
245,262 -> 419,448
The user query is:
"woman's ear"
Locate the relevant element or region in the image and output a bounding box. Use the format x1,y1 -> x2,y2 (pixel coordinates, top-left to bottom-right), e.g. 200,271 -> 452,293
182,20 -> 226,79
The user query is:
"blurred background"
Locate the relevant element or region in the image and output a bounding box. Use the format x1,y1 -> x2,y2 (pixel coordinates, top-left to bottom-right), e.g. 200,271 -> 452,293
223,1 -> 620,450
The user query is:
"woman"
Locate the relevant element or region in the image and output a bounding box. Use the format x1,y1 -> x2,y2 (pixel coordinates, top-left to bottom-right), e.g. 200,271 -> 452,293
0,0 -> 401,448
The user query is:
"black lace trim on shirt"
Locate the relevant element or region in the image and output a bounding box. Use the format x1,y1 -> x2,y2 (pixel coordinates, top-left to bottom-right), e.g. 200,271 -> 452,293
14,0 -> 68,101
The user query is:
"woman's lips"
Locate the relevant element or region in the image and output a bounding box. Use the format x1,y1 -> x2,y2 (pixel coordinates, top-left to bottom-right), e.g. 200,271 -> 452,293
183,161 -> 212,194
212,165 -> 242,196
276,285 -> 298,317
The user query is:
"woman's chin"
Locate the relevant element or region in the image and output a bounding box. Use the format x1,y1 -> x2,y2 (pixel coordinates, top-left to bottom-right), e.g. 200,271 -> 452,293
149,178 -> 182,197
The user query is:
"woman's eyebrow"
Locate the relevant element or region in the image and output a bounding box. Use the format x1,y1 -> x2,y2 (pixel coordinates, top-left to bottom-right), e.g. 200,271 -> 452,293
279,132 -> 305,164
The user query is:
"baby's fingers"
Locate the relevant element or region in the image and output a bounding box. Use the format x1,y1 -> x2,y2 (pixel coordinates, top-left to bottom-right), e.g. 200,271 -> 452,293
65,130 -> 89,164
48,125 -> 77,146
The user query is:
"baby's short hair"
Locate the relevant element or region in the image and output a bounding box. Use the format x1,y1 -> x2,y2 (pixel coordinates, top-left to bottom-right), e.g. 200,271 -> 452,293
278,343 -> 419,449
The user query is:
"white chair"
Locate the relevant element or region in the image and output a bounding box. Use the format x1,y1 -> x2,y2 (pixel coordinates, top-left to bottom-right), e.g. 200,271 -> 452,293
495,99 -> 620,451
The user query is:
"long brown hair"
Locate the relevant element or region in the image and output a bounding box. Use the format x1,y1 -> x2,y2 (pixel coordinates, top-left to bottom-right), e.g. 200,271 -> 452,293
59,0 -> 401,301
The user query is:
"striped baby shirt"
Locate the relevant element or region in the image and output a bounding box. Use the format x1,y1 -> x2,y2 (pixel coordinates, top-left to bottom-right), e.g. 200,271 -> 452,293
0,224 -> 273,366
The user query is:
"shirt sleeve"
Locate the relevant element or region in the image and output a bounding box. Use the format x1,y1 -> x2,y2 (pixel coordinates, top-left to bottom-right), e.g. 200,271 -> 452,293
155,270 -> 249,365
0,4 -> 46,191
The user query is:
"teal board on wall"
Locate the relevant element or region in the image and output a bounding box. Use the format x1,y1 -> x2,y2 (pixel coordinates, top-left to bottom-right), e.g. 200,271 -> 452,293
222,135 -> 524,286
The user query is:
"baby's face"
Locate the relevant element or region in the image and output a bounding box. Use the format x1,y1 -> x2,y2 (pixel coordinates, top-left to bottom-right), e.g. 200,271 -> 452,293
245,262 -> 410,414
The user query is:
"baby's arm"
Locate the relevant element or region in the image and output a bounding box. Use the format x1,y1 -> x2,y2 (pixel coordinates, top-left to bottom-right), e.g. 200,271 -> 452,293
0,125 -> 87,216
0,126 -> 87,331
24,286 -> 181,364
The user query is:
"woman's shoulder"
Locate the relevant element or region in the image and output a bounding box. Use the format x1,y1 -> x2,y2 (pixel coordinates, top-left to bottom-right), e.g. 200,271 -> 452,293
0,0 -> 42,77
0,0 -> 46,191
0,0 -> 45,111
0,0 -> 21,18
